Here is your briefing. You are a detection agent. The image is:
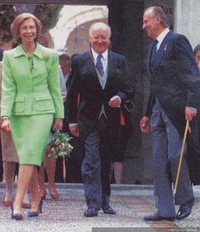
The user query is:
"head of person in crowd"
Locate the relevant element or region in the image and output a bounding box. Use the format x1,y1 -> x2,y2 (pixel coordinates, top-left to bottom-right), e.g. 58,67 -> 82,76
89,22 -> 111,54
142,6 -> 169,39
71,53 -> 79,60
194,44 -> 200,72
10,13 -> 42,44
59,53 -> 71,76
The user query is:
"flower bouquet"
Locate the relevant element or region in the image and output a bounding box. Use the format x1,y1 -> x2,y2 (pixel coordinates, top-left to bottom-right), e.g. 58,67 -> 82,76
47,129 -> 73,159
47,129 -> 73,182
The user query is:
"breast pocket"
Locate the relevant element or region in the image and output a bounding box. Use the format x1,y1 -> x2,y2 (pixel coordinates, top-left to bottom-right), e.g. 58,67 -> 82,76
34,96 -> 54,112
13,97 -> 25,113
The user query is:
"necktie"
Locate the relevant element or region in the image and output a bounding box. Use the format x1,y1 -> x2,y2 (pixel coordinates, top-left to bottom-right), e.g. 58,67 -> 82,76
96,54 -> 103,75
151,39 -> 158,68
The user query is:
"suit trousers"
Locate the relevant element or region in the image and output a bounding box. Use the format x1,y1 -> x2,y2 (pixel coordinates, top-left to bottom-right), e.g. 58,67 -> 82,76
81,115 -> 111,210
150,98 -> 193,217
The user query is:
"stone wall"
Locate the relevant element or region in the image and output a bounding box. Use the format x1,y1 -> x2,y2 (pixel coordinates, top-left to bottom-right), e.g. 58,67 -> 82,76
174,0 -> 200,50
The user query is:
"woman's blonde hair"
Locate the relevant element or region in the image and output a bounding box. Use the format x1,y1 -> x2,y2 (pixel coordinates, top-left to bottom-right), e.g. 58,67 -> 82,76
10,13 -> 42,43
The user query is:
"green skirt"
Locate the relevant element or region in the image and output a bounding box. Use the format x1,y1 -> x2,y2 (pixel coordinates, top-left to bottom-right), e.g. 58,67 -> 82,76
11,114 -> 53,166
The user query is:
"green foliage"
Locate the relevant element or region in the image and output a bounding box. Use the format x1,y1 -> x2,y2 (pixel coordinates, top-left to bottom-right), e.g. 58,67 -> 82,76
34,5 -> 63,34
0,5 -> 16,42
0,4 -> 63,43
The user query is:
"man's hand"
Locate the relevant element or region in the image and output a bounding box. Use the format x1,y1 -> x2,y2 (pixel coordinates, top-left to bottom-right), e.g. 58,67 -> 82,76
109,96 -> 121,108
140,116 -> 150,133
69,124 -> 79,137
185,107 -> 197,121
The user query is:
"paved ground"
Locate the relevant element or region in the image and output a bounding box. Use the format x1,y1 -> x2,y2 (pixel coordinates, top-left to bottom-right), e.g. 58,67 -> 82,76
0,183 -> 200,232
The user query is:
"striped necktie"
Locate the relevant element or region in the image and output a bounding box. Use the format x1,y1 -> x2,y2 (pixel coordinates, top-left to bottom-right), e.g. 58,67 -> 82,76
96,54 -> 103,75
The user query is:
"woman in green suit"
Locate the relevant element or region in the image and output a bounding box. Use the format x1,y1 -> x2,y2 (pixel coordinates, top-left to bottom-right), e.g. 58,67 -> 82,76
1,13 -> 64,220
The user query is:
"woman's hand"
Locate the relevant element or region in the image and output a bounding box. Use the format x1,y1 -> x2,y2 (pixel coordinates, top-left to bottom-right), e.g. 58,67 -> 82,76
1,119 -> 11,132
52,118 -> 63,131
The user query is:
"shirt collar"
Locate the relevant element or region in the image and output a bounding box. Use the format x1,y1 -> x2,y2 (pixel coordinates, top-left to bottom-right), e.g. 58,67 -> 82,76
156,28 -> 170,45
14,42 -> 44,59
91,48 -> 108,61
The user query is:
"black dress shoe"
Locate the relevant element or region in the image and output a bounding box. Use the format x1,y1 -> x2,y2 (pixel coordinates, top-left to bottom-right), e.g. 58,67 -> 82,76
176,197 -> 194,220
144,213 -> 175,221
102,206 -> 116,214
84,208 -> 98,217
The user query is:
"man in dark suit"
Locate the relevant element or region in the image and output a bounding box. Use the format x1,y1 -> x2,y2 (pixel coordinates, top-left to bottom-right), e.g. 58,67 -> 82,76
59,53 -> 71,86
66,22 -> 134,217
140,6 -> 200,221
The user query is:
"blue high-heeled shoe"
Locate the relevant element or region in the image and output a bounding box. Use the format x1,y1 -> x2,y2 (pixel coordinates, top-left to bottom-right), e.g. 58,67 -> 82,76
11,205 -> 23,220
28,200 -> 43,217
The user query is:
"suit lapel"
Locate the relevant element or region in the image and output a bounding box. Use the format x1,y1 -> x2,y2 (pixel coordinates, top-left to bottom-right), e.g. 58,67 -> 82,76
85,50 -> 117,90
85,52 -> 102,87
105,51 -> 116,90
147,43 -> 154,75
153,31 -> 172,69
147,31 -> 172,75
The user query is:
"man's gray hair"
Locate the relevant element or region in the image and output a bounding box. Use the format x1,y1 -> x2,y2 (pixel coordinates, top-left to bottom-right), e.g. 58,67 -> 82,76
89,22 -> 111,38
144,6 -> 169,28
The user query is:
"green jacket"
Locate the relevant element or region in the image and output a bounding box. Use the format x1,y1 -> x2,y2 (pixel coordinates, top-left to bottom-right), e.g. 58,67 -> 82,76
1,43 -> 64,119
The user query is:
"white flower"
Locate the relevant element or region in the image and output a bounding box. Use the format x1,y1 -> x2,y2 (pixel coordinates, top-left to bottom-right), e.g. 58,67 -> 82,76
47,129 -> 73,159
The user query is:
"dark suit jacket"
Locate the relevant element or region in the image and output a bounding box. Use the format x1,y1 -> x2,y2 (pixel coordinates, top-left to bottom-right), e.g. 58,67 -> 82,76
146,31 -> 200,136
145,30 -> 200,184
66,50 -> 134,147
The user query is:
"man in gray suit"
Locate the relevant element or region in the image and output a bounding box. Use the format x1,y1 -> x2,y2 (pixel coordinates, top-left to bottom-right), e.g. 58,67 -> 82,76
140,6 -> 200,221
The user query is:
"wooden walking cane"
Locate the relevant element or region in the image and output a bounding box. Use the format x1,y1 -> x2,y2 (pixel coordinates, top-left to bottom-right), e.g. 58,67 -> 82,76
174,119 -> 190,195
